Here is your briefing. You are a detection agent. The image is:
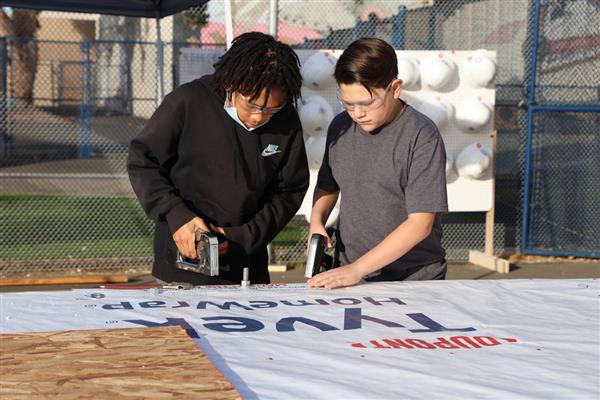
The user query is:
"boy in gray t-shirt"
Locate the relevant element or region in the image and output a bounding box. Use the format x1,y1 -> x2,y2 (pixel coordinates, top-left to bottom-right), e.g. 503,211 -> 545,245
307,38 -> 448,289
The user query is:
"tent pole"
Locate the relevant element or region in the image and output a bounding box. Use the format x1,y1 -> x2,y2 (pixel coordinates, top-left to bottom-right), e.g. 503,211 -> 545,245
224,0 -> 234,49
155,15 -> 165,106
269,0 -> 278,39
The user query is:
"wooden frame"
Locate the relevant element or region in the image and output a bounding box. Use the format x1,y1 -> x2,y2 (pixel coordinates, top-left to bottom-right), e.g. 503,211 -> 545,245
468,131 -> 510,273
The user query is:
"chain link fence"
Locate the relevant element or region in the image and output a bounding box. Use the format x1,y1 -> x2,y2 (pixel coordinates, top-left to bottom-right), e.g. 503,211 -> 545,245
1,0 -> 595,275
524,110 -> 598,255
521,0 -> 600,257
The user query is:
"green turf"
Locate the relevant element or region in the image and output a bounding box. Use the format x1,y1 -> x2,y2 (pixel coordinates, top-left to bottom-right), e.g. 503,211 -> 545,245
1,194 -> 304,260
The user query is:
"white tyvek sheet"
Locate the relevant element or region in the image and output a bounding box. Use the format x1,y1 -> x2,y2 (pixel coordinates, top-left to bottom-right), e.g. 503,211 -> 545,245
1,279 -> 599,399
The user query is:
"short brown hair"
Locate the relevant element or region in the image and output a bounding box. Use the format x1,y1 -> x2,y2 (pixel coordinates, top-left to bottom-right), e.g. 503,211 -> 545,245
334,37 -> 398,95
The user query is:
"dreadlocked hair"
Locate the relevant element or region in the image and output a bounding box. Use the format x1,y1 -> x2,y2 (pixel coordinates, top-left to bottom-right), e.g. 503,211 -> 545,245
213,32 -> 303,106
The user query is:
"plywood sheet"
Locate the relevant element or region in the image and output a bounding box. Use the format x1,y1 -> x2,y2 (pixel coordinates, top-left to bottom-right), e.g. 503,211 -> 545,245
0,326 -> 240,399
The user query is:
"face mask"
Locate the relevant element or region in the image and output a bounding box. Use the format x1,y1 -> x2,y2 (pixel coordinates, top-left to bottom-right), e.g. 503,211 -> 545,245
224,98 -> 269,131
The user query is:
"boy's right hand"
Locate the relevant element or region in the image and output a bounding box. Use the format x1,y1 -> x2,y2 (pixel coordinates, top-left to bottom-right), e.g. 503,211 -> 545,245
173,217 -> 210,259
307,223 -> 333,250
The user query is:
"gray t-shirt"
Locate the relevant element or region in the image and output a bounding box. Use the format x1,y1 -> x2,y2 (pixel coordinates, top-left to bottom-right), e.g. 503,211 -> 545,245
317,103 -> 448,275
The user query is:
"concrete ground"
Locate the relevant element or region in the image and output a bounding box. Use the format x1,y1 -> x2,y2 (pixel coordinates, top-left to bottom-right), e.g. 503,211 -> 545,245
1,260 -> 598,293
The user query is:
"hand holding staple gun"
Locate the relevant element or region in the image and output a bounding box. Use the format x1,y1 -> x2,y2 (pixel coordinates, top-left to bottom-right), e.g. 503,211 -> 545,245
173,217 -> 210,259
175,229 -> 218,276
173,217 -> 229,277
304,233 -> 333,278
304,228 -> 339,279
306,224 -> 333,250
173,217 -> 229,259
305,231 -> 365,289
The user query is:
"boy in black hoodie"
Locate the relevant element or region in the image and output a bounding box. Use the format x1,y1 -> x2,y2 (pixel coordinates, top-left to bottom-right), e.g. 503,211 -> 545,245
128,32 -> 308,285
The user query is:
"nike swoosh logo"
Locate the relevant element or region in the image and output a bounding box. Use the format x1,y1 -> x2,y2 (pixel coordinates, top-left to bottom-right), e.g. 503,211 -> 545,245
261,149 -> 281,157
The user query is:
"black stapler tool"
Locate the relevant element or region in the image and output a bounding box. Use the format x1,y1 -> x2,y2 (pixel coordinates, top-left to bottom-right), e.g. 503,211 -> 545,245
176,231 -> 220,276
304,233 -> 335,278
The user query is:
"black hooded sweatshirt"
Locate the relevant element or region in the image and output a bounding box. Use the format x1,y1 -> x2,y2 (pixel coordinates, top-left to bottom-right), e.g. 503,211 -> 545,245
128,75 -> 309,285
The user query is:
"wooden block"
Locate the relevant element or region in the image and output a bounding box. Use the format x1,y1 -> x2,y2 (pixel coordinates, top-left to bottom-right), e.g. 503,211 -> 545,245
0,326 -> 241,399
268,264 -> 288,273
469,250 -> 511,274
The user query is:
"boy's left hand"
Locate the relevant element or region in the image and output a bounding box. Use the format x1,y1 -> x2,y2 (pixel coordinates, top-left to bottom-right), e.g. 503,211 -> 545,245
307,264 -> 365,289
209,224 -> 225,235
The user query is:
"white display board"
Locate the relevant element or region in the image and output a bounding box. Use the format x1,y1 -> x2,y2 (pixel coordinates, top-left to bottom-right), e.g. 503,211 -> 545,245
1,280 -> 599,400
401,50 -> 496,212
178,48 -> 496,213
294,49 -> 497,213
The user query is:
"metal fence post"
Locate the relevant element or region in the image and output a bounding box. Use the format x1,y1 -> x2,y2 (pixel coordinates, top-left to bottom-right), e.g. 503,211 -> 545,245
155,19 -> 165,106
78,39 -> 93,159
520,0 -> 542,253
366,13 -> 377,37
426,5 -> 436,49
392,5 -> 407,49
352,17 -> 361,42
0,36 -> 8,156
1,37 -> 6,99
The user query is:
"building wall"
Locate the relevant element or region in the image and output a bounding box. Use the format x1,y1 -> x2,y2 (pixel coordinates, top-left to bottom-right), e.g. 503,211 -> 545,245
34,16 -> 96,107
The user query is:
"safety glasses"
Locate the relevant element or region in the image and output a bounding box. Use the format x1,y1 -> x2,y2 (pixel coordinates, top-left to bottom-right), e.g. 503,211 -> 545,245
337,81 -> 394,113
236,92 -> 287,115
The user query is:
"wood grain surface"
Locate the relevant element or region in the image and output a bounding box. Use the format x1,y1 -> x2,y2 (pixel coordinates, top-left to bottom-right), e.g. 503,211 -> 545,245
0,275 -> 129,286
0,326 -> 241,399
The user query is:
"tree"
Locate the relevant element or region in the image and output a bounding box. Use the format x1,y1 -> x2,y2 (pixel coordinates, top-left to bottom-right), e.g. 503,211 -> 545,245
0,9 -> 41,103
181,5 -> 209,44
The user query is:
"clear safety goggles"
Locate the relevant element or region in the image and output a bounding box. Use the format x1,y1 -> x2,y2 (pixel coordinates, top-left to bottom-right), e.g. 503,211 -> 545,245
337,81 -> 393,112
236,92 -> 287,115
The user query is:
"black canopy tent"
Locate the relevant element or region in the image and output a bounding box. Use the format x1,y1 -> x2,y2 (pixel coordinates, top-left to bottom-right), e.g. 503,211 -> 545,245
2,0 -> 210,99
0,1 -> 207,18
